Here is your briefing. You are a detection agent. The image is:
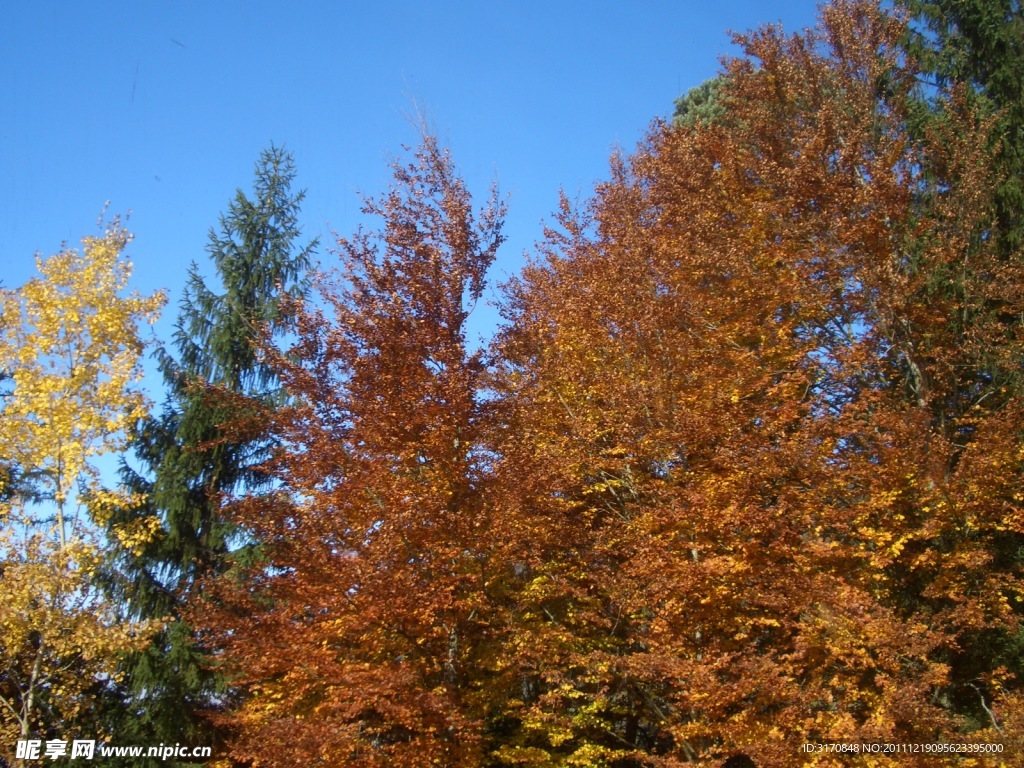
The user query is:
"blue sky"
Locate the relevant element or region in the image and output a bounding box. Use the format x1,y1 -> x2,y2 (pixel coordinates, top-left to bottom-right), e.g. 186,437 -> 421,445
3,0 -> 820,354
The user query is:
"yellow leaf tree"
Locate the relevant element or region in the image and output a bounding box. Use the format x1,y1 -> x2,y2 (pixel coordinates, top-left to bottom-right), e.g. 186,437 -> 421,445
0,217 -> 165,760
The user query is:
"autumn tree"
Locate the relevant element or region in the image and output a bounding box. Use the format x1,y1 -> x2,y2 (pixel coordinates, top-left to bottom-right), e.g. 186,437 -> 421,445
0,219 -> 164,762
492,0 -> 1022,764
101,146 -> 314,759
197,133 -> 505,766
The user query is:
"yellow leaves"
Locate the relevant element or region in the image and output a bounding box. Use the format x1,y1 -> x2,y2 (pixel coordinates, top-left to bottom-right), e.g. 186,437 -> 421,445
545,726 -> 575,748
887,533 -> 909,558
557,742 -> 627,767
580,477 -> 626,497
86,488 -> 146,525
0,217 -> 165,525
110,515 -> 163,557
0,528 -> 155,742
490,745 -> 554,766
0,216 -> 162,747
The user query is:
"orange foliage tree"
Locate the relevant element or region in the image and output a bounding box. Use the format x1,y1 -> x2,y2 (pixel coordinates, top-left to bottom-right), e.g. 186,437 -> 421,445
195,2 -> 1022,766
490,0 -> 1022,764
195,134 -> 507,767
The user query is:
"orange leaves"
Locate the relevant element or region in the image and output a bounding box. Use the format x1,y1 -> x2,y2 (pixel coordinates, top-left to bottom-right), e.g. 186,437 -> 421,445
195,134 -> 505,767
486,0 -> 1021,762
180,4 -> 1024,764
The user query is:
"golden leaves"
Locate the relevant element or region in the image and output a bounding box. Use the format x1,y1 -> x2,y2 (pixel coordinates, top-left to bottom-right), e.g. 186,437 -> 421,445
0,219 -> 165,523
485,0 -> 1023,761
0,217 -> 163,749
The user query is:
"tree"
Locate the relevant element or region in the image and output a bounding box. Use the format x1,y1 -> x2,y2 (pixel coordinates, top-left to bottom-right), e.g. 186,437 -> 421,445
897,0 -> 1024,725
196,133 -> 506,767
493,1 -> 1021,763
901,0 -> 1024,258
673,77 -> 726,127
0,219 -> 164,763
101,146 -> 315,760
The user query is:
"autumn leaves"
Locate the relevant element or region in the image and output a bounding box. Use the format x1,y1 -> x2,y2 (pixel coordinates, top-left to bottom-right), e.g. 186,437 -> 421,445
0,222 -> 164,751
196,136 -> 505,767
2,0 -> 1023,765
200,4 -> 1020,761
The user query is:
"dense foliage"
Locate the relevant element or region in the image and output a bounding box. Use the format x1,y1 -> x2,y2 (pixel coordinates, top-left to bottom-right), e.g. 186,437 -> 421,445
2,1 -> 1021,765
490,1 -> 1023,762
902,0 -> 1024,259
0,222 -> 164,762
194,133 -> 505,767
101,147 -> 314,763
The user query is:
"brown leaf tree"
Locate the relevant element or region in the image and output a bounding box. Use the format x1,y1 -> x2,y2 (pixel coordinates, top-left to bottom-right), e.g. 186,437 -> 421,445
490,1 -> 1022,764
191,4 -> 1023,765
195,134 -> 506,767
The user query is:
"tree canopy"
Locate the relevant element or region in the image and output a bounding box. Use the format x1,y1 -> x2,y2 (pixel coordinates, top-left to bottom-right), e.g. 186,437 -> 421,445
4,1 -> 1022,765
0,220 -> 164,762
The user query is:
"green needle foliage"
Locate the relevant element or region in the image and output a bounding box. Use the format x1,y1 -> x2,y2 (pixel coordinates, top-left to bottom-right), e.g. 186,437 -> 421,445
899,0 -> 1024,727
673,77 -> 726,128
902,0 -> 1024,259
101,145 -> 315,764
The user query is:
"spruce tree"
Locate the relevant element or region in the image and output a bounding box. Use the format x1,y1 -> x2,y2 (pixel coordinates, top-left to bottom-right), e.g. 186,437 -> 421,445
102,145 -> 315,763
902,0 -> 1024,258
899,0 -> 1024,731
672,76 -> 726,127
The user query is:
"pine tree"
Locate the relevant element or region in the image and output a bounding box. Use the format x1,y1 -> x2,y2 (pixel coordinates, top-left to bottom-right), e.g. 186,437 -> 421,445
902,0 -> 1023,258
102,146 -> 315,761
673,76 -> 726,127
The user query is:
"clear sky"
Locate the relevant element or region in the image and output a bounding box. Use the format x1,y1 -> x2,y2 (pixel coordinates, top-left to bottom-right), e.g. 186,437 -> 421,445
3,0 -> 821,354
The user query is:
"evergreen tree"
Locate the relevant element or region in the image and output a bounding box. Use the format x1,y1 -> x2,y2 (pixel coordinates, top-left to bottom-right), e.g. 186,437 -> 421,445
101,146 -> 315,763
899,0 -> 1024,722
902,0 -> 1024,257
672,76 -> 726,127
